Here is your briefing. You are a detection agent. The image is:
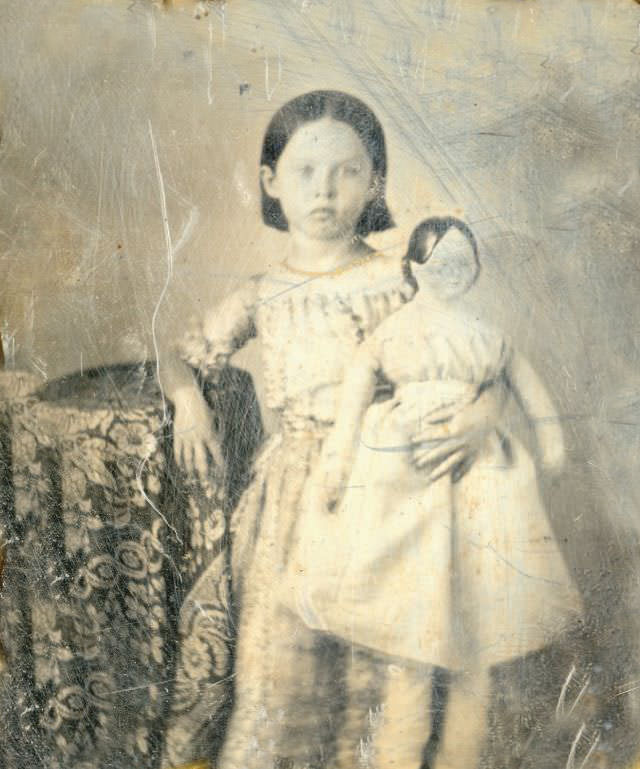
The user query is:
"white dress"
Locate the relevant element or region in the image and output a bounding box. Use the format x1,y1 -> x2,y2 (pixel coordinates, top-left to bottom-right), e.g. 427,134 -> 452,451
291,296 -> 583,671
179,253 -> 418,768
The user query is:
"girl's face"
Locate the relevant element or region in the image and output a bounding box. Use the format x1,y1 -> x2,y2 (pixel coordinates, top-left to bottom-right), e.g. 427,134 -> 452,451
261,117 -> 375,242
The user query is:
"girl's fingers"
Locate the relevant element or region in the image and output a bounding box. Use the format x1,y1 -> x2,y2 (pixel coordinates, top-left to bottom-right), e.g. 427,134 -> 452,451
417,449 -> 464,475
180,443 -> 191,474
207,438 -> 225,470
175,434 -> 227,481
410,440 -> 453,467
424,449 -> 468,483
180,444 -> 189,473
193,444 -> 209,478
187,445 -> 197,477
410,419 -> 457,444
412,439 -> 465,469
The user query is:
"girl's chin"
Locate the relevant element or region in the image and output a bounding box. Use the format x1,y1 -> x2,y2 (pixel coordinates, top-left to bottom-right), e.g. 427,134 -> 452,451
302,223 -> 356,242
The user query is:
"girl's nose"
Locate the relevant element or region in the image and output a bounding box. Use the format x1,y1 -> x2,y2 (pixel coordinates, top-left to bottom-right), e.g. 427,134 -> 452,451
315,168 -> 336,199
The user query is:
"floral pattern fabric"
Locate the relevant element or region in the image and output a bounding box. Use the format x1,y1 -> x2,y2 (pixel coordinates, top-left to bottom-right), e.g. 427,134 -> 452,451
0,365 -> 261,769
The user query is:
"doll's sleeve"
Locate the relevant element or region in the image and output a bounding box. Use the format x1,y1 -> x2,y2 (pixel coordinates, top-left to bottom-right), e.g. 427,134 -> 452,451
178,276 -> 259,383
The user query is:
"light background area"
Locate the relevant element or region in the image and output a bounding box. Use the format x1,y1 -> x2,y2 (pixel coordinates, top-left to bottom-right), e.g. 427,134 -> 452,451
1,0 -> 640,652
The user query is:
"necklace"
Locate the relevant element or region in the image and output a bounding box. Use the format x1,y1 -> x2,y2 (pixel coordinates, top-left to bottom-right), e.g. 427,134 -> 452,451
281,251 -> 376,278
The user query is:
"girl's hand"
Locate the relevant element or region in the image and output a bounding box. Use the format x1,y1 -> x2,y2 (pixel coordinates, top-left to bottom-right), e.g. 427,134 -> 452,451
408,383 -> 506,475
410,382 -> 506,444
411,439 -> 474,481
172,386 -> 225,479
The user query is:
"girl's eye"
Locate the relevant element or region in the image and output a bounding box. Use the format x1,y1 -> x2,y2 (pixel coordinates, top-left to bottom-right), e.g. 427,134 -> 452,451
299,165 -> 314,178
342,164 -> 361,177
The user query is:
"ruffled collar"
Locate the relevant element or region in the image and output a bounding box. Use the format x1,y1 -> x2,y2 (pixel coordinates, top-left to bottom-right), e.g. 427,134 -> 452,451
260,252 -> 416,302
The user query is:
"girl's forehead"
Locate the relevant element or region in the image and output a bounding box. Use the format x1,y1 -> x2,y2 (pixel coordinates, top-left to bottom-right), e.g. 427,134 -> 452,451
282,117 -> 369,161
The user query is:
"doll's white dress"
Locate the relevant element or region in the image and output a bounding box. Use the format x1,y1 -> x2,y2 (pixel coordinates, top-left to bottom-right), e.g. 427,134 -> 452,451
291,295 -> 583,671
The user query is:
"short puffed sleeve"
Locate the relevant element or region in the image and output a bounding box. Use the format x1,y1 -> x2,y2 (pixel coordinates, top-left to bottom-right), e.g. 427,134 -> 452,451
179,276 -> 259,382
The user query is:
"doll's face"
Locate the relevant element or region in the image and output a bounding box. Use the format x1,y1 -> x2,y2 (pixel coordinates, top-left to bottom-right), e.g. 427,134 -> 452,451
261,117 -> 375,242
416,227 -> 479,299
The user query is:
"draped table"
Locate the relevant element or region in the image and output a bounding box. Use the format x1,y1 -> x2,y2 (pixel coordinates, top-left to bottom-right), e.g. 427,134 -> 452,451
0,365 -> 262,769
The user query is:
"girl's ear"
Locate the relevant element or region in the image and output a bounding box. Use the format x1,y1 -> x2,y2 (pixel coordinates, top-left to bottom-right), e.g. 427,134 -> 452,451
260,165 -> 279,200
368,173 -> 381,201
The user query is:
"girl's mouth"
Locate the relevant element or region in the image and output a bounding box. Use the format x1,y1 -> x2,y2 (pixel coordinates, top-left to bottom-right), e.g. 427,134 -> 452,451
309,207 -> 336,219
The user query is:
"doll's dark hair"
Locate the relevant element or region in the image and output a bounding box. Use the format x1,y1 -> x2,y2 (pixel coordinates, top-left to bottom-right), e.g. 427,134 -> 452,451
403,216 -> 480,291
260,90 -> 395,236
406,216 -> 479,265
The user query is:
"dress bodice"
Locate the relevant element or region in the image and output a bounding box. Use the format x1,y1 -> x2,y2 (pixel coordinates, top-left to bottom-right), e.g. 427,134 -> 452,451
366,294 -> 511,389
179,254 -> 415,423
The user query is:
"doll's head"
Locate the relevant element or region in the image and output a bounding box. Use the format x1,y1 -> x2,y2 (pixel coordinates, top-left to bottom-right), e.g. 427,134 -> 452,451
405,216 -> 480,299
260,90 -> 394,239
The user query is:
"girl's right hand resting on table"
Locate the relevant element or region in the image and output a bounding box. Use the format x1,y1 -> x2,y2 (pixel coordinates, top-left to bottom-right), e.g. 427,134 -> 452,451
172,385 -> 225,479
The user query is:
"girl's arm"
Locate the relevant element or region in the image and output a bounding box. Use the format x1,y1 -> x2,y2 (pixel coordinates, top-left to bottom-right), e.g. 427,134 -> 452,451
506,352 -> 566,473
164,278 -> 259,477
315,347 -> 378,510
163,360 -> 223,478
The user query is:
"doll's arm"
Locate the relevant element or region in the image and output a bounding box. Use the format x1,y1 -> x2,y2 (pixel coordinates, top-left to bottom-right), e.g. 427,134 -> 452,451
507,352 -> 565,473
314,347 -> 378,510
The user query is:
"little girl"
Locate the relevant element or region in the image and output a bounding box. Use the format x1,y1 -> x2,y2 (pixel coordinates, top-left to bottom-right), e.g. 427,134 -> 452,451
165,92 -> 504,769
287,217 -> 583,768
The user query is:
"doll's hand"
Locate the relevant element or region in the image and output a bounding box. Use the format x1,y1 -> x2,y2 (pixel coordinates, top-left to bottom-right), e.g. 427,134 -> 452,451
172,386 -> 225,479
308,448 -> 351,513
317,467 -> 349,512
538,427 -> 566,475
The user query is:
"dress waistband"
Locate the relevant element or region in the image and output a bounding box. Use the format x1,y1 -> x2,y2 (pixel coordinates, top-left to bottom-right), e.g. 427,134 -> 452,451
280,413 -> 334,437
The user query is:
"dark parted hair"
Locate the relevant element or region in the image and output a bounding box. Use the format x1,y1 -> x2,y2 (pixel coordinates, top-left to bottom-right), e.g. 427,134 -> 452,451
260,90 -> 395,236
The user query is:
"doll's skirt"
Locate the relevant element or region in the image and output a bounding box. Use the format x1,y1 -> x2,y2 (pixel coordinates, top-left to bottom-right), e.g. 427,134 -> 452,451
287,404 -> 583,672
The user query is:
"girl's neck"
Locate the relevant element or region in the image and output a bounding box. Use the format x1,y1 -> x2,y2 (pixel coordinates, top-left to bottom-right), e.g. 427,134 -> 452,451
284,232 -> 373,275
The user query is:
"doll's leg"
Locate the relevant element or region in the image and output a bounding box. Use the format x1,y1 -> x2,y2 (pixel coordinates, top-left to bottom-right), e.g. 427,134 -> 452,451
372,660 -> 433,769
433,667 -> 490,769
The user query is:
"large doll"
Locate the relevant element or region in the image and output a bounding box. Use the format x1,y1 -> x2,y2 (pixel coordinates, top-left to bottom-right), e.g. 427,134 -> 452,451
286,217 -> 583,769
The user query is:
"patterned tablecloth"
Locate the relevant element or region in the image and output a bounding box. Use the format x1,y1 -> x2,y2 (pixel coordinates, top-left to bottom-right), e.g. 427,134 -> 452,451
0,364 -> 262,769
